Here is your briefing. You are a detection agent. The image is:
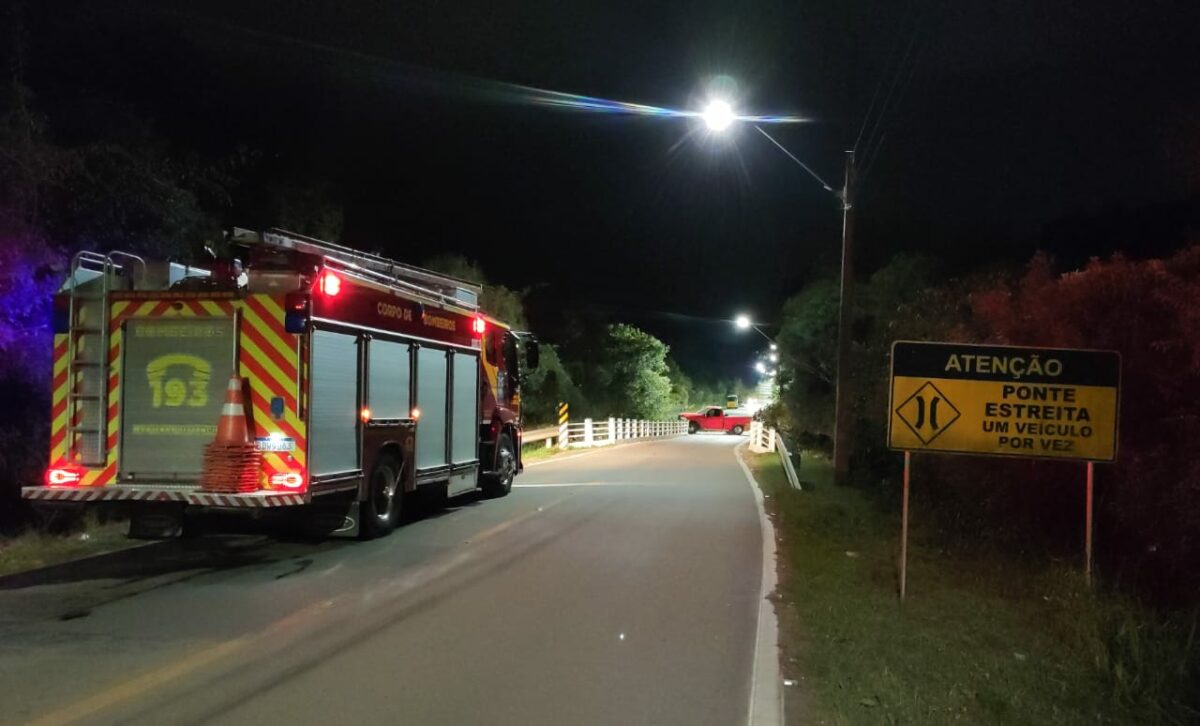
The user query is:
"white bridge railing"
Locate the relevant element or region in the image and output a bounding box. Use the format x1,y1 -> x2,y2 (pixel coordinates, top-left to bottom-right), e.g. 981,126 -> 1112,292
526,417 -> 688,450
749,421 -> 801,491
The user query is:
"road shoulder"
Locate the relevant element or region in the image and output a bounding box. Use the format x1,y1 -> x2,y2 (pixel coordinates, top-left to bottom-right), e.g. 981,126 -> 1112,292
734,442 -> 785,726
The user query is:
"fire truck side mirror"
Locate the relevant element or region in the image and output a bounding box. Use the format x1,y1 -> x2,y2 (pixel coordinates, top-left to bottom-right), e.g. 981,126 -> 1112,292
525,340 -> 540,370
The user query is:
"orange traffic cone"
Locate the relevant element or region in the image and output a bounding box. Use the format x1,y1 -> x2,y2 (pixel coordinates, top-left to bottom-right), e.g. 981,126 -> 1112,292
200,373 -> 262,494
214,373 -> 250,444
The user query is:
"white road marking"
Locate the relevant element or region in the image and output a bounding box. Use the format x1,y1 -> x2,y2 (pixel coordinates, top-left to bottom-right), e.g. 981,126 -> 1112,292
522,440 -> 653,468
735,441 -> 785,726
513,481 -> 663,488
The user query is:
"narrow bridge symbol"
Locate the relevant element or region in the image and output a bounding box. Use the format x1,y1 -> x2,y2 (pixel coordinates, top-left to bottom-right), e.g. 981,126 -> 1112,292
896,381 -> 961,445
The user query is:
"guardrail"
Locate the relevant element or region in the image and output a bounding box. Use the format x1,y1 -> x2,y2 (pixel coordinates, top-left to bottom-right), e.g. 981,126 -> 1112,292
749,421 -> 801,491
524,426 -> 559,445
523,417 -> 688,449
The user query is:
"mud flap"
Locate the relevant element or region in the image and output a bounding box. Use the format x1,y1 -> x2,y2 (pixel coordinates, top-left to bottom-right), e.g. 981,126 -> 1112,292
299,500 -> 361,539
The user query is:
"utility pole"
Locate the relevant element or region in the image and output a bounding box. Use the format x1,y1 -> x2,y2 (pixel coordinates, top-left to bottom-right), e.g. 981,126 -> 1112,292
833,150 -> 855,485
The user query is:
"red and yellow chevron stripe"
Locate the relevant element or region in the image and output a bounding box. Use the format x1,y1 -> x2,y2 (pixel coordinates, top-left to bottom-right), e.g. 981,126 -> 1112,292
48,294 -> 307,491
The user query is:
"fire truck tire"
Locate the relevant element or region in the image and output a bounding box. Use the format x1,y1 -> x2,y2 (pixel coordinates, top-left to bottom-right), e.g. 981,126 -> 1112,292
688,422 -> 699,435
482,433 -> 515,498
361,453 -> 404,539
731,425 -> 745,436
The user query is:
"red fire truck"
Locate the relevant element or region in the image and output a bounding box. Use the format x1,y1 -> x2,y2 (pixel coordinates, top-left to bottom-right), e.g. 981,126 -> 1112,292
23,229 -> 538,538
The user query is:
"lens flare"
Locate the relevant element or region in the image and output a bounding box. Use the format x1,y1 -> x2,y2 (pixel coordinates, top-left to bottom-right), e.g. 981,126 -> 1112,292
513,85 -> 808,126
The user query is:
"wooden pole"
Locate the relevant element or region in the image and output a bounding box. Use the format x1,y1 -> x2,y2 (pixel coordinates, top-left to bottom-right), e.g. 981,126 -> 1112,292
832,150 -> 856,485
900,450 -> 911,602
1085,461 -> 1094,585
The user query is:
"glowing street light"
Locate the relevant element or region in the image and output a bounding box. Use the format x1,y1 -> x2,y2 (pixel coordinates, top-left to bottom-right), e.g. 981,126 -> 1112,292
734,313 -> 775,346
769,352 -> 779,363
755,361 -> 767,374
702,100 -> 735,132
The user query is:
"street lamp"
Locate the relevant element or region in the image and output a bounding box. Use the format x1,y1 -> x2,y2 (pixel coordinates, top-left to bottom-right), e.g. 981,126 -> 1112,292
755,361 -> 767,374
733,314 -> 775,345
709,100 -> 857,485
702,100 -> 735,132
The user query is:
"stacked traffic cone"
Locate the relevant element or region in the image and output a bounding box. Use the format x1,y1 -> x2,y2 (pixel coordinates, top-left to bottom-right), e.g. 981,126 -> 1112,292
199,373 -> 262,493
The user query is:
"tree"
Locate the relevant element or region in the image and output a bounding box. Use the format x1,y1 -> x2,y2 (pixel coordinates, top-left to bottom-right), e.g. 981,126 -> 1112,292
968,247 -> 1200,604
664,357 -> 692,412
518,343 -> 582,426
771,277 -> 840,446
268,178 -> 344,242
584,324 -> 675,420
422,254 -> 528,328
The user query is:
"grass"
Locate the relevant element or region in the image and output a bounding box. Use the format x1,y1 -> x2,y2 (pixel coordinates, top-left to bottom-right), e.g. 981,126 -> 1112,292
0,513 -> 134,578
521,441 -> 569,463
747,451 -> 1198,725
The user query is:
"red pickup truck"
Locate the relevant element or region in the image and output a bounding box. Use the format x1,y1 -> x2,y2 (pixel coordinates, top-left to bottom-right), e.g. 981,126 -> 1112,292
680,406 -> 752,435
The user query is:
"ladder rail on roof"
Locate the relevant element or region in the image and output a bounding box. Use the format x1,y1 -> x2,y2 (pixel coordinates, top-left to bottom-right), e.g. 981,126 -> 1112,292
233,228 -> 480,311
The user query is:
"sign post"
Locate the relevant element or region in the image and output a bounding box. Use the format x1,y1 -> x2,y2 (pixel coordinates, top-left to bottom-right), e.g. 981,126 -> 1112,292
1085,461 -> 1095,585
888,341 -> 1121,599
900,450 -> 911,602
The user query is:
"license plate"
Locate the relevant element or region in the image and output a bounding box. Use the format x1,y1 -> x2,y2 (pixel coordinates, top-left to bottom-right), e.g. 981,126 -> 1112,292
255,436 -> 295,452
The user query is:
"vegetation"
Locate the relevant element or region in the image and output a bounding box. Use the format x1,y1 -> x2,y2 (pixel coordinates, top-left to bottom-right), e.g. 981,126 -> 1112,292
749,451 -> 1199,725
0,511 -> 133,577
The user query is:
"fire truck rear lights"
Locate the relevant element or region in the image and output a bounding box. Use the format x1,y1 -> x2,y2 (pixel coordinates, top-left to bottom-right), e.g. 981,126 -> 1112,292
45,466 -> 83,487
411,407 -> 421,420
472,315 -> 487,336
318,271 -> 342,297
270,472 -> 304,489
360,407 -> 372,422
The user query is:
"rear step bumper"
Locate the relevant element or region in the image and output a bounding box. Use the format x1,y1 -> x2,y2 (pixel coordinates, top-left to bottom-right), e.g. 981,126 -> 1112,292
22,487 -> 309,508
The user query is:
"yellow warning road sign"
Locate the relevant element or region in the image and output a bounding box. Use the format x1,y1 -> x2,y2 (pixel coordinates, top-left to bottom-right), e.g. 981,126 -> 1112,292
888,341 -> 1120,461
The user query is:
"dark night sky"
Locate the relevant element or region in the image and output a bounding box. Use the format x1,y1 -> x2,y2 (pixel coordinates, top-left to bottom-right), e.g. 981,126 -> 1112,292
18,0 -> 1200,381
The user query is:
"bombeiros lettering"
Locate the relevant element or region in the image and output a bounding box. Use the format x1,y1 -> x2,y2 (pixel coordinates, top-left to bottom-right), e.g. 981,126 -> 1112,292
422,313 -> 457,332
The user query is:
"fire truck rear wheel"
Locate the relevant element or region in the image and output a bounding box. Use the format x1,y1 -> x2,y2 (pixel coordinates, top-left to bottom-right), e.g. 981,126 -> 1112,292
361,453 -> 404,539
688,422 -> 699,435
483,433 -> 515,498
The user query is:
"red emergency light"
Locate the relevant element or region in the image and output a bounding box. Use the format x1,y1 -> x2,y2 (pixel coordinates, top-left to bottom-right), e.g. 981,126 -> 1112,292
317,271 -> 342,297
472,315 -> 487,336
45,464 -> 84,487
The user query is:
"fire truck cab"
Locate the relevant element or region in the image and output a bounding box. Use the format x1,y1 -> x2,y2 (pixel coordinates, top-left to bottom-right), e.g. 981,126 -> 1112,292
26,229 -> 538,539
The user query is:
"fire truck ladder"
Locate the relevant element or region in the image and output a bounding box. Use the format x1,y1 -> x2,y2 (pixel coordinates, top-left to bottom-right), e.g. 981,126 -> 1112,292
233,228 -> 482,310
65,251 -> 145,466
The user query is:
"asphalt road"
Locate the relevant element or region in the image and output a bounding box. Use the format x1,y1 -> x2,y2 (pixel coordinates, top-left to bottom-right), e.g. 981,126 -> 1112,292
0,435 -> 767,726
